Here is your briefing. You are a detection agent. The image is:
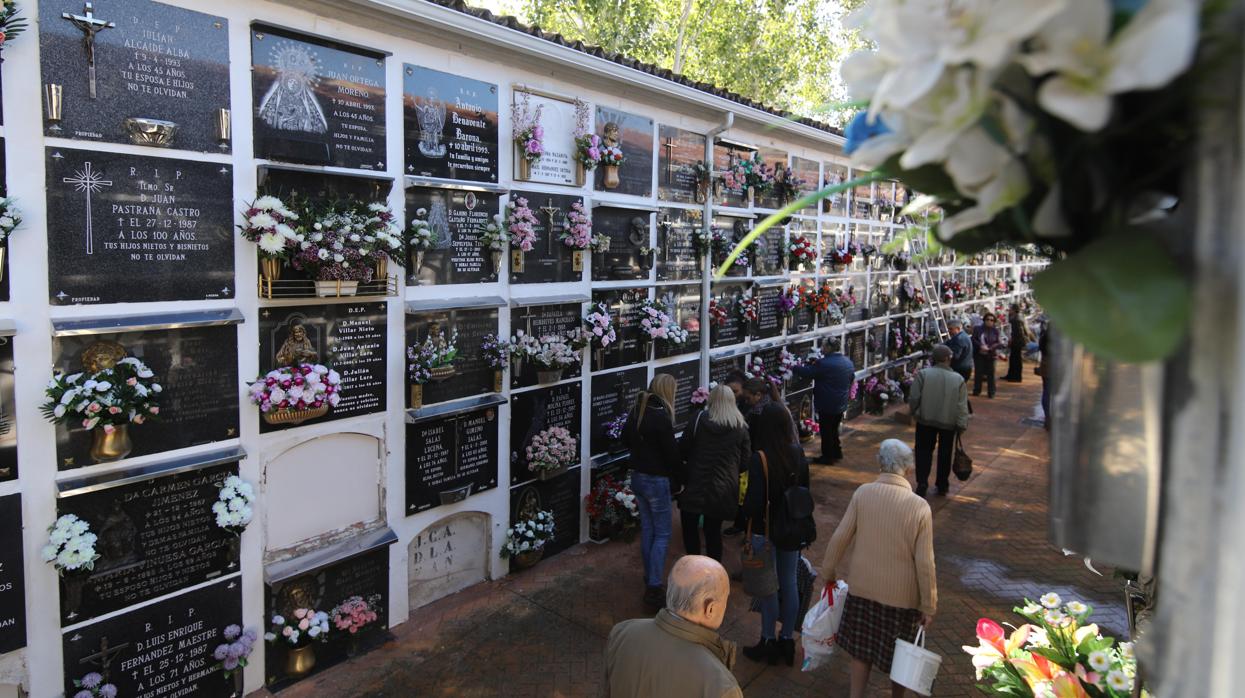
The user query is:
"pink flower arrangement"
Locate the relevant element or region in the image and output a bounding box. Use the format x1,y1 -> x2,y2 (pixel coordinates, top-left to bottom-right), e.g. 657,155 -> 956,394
512,92 -> 545,163
246,363 -> 342,413
849,380 -> 859,400
583,303 -> 617,348
505,197 -> 540,252
560,202 -> 593,250
690,386 -> 712,406
572,100 -> 601,169
331,595 -> 381,635
802,418 -> 820,435
526,426 -> 579,474
638,299 -> 674,341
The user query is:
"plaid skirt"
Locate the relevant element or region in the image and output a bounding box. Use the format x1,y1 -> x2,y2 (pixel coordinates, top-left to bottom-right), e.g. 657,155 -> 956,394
837,595 -> 922,673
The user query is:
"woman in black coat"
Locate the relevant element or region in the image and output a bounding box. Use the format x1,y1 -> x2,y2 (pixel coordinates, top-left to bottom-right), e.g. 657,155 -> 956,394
741,401 -> 812,667
677,385 -> 750,561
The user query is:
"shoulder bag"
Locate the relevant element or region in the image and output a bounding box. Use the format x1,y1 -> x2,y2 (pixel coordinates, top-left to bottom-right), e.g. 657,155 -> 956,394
741,452 -> 779,597
952,433 -> 973,481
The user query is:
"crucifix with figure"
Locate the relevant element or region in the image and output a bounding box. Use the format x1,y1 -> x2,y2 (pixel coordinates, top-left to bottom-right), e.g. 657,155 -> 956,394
79,636 -> 130,683
64,161 -> 113,255
539,199 -> 561,256
661,137 -> 675,184
62,2 -> 116,100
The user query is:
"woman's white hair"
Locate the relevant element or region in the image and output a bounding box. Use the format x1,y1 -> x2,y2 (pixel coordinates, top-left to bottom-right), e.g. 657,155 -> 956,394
878,438 -> 914,474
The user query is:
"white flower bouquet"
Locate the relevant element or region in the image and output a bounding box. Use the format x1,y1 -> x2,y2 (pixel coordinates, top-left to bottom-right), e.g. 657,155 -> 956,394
239,196 -> 301,261
501,510 -> 555,557
363,202 -> 405,264
41,514 -> 99,575
407,208 -> 439,252
0,198 -> 22,243
41,357 -> 162,433
526,426 -> 579,475
213,475 -> 255,535
478,215 -> 509,252
264,608 -> 330,647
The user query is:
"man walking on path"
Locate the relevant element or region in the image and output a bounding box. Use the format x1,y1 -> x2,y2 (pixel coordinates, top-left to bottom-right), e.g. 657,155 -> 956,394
946,319 -> 973,384
908,345 -> 969,497
791,340 -> 856,465
972,313 -> 1002,398
1004,304 -> 1028,383
605,556 -> 742,698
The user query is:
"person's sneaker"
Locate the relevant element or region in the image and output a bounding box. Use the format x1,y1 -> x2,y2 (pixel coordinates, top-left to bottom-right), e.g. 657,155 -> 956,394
742,639 -> 778,664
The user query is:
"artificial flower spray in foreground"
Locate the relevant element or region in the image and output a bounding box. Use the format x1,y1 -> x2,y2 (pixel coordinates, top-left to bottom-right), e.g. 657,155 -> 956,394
717,0 -> 1216,362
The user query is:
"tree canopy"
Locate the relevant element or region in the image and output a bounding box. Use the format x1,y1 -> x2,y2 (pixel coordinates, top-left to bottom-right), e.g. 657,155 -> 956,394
469,0 -> 867,124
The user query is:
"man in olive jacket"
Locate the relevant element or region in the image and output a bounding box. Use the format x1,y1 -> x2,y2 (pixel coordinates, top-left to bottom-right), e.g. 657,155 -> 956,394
908,345 -> 970,497
605,556 -> 742,698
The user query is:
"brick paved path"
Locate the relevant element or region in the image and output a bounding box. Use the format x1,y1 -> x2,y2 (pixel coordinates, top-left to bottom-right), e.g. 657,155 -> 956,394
262,374 -> 1126,697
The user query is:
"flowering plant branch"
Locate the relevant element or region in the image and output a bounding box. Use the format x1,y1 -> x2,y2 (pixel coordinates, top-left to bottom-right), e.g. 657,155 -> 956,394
527,426 -> 578,474
406,207 -> 439,252
0,198 -> 21,243
583,303 -> 617,348
787,234 -> 816,264
0,2 -> 28,51
41,358 -> 162,433
572,100 -> 601,169
512,92 -> 544,164
480,334 -> 509,370
737,296 -> 759,324
508,331 -> 582,370
407,331 -> 459,385
72,673 -> 117,698
585,475 -> 638,526
265,608 -> 330,648
332,594 -> 381,635
239,196 -> 301,261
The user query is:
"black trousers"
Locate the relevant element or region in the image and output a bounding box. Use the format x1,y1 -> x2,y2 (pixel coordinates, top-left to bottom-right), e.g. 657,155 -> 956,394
973,354 -> 996,397
1005,345 -> 1024,381
818,411 -> 843,462
914,423 -> 956,491
681,511 -> 724,561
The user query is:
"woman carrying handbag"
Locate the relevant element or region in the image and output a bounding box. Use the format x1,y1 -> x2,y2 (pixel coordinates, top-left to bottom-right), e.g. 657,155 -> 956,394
740,402 -> 813,667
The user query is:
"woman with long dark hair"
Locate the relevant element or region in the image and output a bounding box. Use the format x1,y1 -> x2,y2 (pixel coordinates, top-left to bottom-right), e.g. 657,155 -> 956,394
677,385 -> 750,561
623,373 -> 680,608
741,401 -> 812,666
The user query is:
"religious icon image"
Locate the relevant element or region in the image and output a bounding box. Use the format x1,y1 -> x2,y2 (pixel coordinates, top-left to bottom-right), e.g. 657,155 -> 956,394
258,41 -> 329,134
61,1 -> 115,100
275,320 -> 320,366
428,191 -> 452,250
416,87 -> 447,158
93,500 -> 140,573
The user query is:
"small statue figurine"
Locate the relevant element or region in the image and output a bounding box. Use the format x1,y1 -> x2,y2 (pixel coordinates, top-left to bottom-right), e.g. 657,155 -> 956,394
276,323 -> 318,366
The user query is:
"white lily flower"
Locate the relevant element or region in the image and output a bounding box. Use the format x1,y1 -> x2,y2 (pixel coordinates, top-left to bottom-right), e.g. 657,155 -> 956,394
938,159 -> 1030,240
1020,0 -> 1199,131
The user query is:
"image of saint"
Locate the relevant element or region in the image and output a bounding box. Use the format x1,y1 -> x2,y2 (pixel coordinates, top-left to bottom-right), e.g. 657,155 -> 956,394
94,501 -> 140,572
276,322 -> 319,366
416,87 -> 448,158
428,191 -> 452,250
258,42 -> 329,134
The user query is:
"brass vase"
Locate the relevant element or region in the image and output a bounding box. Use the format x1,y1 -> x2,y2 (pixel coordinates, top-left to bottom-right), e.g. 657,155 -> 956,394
410,384 -> 423,409
414,250 -> 425,271
575,160 -> 586,187
517,150 -> 533,180
493,370 -> 504,393
285,645 -> 317,678
260,257 -> 282,281
491,250 -> 503,275
374,257 -> 388,279
603,165 -> 620,190
90,425 -> 132,463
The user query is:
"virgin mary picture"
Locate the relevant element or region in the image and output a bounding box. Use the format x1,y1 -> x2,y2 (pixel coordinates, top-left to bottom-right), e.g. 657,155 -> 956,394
259,41 -> 330,134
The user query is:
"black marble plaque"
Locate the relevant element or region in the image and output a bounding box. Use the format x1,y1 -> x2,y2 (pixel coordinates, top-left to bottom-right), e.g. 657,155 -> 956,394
786,340 -> 815,393
791,157 -> 820,214
590,367 -> 645,456
753,285 -> 785,340
591,207 -> 650,281
590,289 -> 648,371
510,382 -> 581,486
39,0 -> 230,152
713,142 -> 750,209
258,167 -> 392,205
0,494 -> 24,654
57,460 -> 240,625
509,191 -> 582,284
594,107 -> 653,198
63,577 -> 240,698
252,26 -> 386,170
655,359 -> 700,432
710,355 -> 745,387
754,146 -> 787,210
46,149 -> 234,305
751,225 -> 785,277
657,126 -> 706,204
404,65 -> 498,183
53,325 -> 240,470
712,216 -> 751,279
869,323 -> 889,367
265,543 -> 390,683
710,282 -> 749,348
790,279 -> 816,334
656,208 -> 703,282
653,285 -> 701,361
258,303 -> 387,432
846,330 -> 867,370
509,303 -> 583,389
406,186 -> 500,286
406,406 -> 500,514
823,161 -> 850,217
509,467 -> 581,559
407,307 -> 500,406
0,338 -> 14,482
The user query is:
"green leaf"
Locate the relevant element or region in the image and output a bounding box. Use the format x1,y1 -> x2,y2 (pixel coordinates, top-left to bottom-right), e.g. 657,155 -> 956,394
1032,231 -> 1190,362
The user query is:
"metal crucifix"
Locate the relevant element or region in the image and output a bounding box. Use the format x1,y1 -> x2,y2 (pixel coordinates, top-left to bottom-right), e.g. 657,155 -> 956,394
661,137 -> 675,184
539,199 -> 561,256
79,636 -> 130,684
62,2 -> 116,100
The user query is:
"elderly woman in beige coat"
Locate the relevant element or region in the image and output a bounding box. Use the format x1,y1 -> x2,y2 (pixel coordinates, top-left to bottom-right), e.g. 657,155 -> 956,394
820,439 -> 936,698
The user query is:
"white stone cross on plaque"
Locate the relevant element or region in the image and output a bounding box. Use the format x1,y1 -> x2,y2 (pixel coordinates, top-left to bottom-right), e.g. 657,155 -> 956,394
62,2 -> 116,100
63,161 -> 113,255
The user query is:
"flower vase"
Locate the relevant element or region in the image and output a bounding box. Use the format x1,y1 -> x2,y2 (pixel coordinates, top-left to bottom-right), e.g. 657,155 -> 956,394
511,549 -> 543,571
262,404 -> 329,426
410,384 -> 423,410
346,635 -> 361,659
572,250 -> 584,272
90,425 -> 132,463
536,466 -> 562,481
516,148 -> 533,180
0,246 -> 6,282
374,257 -> 388,279
285,645 -> 317,678
493,370 -> 504,393
491,250 -> 503,276
511,249 -> 525,274
537,368 -> 563,384
575,161 -> 586,187
227,535 -> 241,567
61,571 -> 89,620
593,348 -> 605,372
260,257 -> 283,282
588,518 -> 616,543
603,164 -> 621,190
832,263 -> 846,273
696,181 -> 708,204
414,250 -> 425,271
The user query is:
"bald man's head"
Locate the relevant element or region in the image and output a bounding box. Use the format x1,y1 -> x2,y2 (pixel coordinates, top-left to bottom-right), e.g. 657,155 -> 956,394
666,556 -> 730,630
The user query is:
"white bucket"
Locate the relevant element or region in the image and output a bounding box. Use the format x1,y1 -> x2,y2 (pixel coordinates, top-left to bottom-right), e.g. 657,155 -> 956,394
889,627 -> 941,696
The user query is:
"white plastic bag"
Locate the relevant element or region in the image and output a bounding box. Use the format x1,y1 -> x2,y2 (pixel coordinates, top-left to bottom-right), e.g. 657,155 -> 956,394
800,580 -> 848,672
